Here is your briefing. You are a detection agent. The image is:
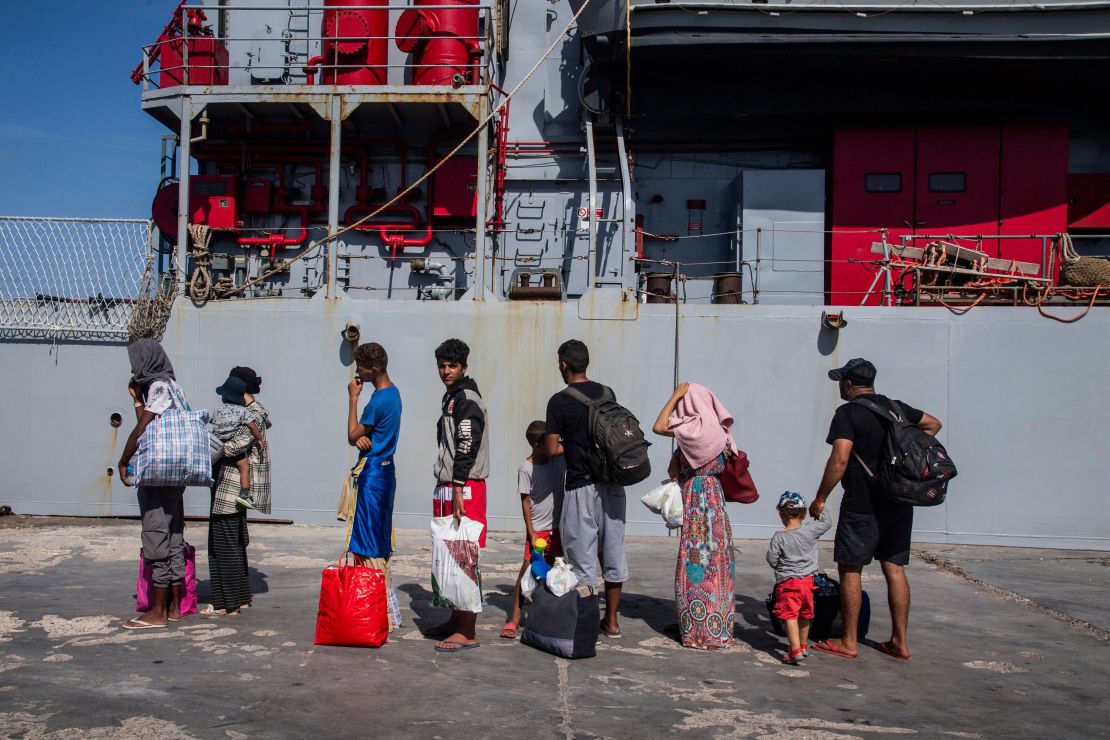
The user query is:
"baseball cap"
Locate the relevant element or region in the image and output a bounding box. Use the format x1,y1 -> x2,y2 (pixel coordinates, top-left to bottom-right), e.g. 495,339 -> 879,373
828,358 -> 877,386
777,491 -> 807,509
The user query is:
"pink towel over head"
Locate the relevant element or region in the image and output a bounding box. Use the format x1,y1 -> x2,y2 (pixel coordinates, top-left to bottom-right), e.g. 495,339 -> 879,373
667,383 -> 737,469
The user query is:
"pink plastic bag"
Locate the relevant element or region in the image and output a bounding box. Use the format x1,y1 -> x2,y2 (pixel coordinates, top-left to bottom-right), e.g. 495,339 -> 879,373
136,543 -> 198,616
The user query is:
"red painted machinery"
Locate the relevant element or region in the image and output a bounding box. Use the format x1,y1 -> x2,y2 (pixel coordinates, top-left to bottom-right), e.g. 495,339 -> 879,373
315,0 -> 388,85
131,1 -> 228,88
396,0 -> 480,86
151,176 -> 239,241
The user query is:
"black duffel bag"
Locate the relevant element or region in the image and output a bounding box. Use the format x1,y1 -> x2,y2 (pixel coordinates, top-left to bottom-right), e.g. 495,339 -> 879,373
520,585 -> 599,659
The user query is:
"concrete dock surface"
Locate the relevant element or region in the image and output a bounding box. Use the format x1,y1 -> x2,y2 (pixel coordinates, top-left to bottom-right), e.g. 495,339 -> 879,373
0,516 -> 1106,739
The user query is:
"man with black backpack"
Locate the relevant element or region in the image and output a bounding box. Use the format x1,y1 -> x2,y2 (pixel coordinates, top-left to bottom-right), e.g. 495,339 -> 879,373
809,358 -> 944,661
545,340 -> 650,639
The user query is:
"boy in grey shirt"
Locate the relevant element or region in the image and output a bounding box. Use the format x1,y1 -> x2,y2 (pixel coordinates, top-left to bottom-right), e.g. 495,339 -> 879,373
766,491 -> 832,664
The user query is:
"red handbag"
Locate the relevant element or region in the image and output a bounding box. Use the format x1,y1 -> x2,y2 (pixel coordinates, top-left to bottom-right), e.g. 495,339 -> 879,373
314,553 -> 389,648
720,449 -> 759,504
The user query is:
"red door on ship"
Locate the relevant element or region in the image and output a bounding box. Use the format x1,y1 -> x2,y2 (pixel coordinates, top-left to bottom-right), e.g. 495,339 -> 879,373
914,126 -> 1000,254
830,124 -> 1068,305
829,127 -> 915,305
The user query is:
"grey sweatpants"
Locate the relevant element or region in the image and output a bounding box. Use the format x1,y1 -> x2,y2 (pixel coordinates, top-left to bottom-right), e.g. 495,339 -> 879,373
138,486 -> 186,587
560,482 -> 629,586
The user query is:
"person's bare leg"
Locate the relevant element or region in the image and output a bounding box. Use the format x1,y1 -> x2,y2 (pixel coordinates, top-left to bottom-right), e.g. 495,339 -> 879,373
129,585 -> 169,626
507,562 -> 528,629
603,581 -> 622,634
784,618 -> 801,654
880,560 -> 911,657
799,616 -> 811,650
817,564 -> 861,656
168,583 -> 182,621
236,457 -> 251,491
436,610 -> 479,650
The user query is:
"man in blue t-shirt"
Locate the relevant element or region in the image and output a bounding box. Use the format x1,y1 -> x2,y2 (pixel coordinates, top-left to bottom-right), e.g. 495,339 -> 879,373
346,342 -> 402,565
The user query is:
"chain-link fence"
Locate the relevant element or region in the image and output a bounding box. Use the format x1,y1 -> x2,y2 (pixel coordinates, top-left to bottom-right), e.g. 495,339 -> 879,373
0,217 -> 154,341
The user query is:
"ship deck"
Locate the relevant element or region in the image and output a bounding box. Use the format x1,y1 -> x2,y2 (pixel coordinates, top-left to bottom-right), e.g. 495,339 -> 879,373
1,516 -> 1106,738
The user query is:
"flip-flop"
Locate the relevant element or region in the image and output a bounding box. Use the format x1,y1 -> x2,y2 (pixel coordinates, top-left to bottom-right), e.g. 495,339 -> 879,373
811,640 -> 857,659
599,621 -> 622,639
499,622 -> 519,639
434,640 -> 481,653
200,605 -> 227,617
121,618 -> 166,630
876,641 -> 912,661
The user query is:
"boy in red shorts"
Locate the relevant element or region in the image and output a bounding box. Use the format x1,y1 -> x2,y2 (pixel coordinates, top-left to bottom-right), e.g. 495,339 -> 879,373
767,491 -> 832,664
501,420 -> 566,639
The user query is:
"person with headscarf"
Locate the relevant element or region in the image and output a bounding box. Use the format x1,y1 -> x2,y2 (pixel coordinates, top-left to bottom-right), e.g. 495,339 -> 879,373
118,339 -> 190,629
205,365 -> 272,615
652,382 -> 737,650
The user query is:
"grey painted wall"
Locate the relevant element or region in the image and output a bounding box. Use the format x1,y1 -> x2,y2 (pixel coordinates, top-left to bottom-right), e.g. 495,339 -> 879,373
2,298 -> 1107,551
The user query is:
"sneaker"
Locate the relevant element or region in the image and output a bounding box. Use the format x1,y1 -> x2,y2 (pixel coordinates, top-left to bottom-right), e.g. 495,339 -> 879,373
235,494 -> 256,510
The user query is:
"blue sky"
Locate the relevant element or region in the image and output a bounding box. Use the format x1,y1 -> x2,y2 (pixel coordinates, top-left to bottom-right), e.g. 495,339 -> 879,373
0,1 -> 173,218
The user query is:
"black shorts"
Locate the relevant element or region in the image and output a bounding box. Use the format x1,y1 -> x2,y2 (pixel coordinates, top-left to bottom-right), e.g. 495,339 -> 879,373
833,506 -> 913,566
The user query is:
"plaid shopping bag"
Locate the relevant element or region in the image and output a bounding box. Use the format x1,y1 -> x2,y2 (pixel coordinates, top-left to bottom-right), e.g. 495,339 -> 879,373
133,385 -> 213,487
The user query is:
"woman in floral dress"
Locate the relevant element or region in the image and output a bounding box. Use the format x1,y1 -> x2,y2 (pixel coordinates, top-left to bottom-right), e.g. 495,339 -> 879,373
653,382 -> 736,650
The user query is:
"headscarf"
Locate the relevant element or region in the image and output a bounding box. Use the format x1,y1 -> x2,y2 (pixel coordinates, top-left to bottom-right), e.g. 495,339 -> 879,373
667,383 -> 738,469
230,366 -> 262,394
127,339 -> 176,387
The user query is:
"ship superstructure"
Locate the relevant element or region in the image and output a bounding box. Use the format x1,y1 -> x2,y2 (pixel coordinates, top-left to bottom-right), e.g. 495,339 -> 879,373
1,0 -> 1108,549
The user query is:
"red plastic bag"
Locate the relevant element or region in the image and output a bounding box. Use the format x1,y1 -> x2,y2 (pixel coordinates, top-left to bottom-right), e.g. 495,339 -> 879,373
720,450 -> 759,504
136,543 -> 198,615
314,553 -> 389,648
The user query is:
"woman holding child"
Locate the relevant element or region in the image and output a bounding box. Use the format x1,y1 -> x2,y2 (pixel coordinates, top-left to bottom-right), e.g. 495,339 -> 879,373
652,382 -> 736,650
206,366 -> 272,616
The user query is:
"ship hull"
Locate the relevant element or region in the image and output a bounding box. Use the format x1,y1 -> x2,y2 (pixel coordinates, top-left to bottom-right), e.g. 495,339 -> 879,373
4,298 -> 1107,550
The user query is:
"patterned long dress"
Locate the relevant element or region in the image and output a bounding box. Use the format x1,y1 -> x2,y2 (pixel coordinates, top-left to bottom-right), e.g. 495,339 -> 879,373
675,452 -> 735,650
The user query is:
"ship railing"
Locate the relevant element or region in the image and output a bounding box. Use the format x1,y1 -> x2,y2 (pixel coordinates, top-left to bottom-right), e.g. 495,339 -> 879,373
137,3 -> 497,100
636,230 -> 1109,305
0,217 -> 154,341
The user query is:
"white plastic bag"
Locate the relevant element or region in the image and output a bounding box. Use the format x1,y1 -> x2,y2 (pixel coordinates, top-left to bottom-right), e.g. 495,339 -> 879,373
430,515 -> 485,613
520,567 -> 538,599
642,481 -> 683,529
545,557 -> 579,597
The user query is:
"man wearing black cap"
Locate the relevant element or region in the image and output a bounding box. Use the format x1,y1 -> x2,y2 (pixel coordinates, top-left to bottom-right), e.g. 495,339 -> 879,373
809,358 -> 942,661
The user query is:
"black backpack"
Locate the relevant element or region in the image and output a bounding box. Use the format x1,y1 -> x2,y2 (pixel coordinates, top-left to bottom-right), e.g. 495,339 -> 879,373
562,386 -> 651,486
851,396 -> 957,507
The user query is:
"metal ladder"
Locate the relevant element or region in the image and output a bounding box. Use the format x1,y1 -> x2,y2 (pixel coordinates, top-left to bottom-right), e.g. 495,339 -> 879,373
285,0 -> 312,81
585,116 -> 635,290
